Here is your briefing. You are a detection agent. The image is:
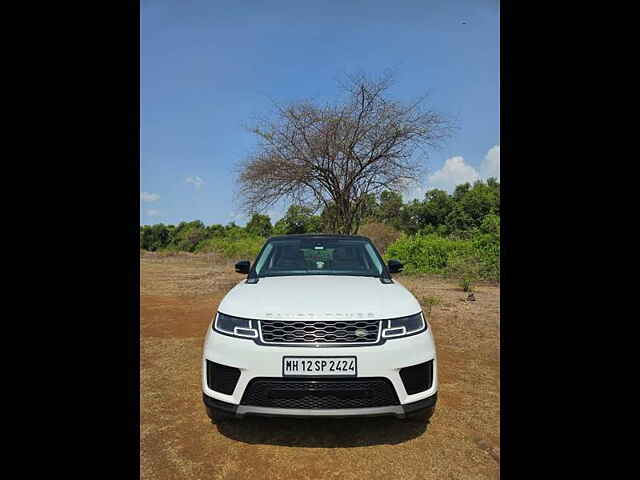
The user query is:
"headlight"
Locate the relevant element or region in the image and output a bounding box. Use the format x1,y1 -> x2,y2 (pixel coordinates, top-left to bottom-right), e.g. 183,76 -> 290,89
382,312 -> 426,338
213,312 -> 258,339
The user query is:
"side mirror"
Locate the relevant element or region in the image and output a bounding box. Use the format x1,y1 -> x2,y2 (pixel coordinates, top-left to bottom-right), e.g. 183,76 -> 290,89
388,259 -> 404,274
235,260 -> 250,274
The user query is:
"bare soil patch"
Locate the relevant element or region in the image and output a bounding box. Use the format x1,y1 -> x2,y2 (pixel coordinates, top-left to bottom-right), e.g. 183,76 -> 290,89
140,255 -> 500,480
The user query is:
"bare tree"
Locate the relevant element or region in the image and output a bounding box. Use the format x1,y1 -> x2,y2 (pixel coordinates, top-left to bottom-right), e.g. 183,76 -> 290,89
236,73 -> 452,234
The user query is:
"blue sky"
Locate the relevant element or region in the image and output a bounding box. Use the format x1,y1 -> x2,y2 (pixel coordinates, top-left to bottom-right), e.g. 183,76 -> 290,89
140,0 -> 499,226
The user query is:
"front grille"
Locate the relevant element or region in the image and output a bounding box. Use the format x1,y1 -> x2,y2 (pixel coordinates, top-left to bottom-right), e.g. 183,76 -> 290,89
259,319 -> 381,344
399,360 -> 433,395
206,361 -> 241,395
240,377 -> 399,409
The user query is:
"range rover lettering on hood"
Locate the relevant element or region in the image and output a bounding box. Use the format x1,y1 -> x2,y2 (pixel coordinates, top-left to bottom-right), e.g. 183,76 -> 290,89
264,312 -> 377,319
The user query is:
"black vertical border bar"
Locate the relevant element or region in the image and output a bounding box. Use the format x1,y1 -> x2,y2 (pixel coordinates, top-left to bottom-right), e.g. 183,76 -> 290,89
128,0 -> 141,477
499,0 -> 507,478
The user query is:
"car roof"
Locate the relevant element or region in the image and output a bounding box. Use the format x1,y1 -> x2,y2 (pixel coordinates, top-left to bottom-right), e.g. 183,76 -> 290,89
267,233 -> 370,241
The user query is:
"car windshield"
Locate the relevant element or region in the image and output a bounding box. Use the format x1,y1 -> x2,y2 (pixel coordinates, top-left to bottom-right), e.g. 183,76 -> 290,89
253,237 -> 384,278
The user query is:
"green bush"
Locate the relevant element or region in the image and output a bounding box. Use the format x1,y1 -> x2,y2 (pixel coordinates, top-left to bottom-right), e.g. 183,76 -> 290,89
422,295 -> 442,316
471,232 -> 500,281
195,235 -> 265,260
385,233 -> 473,274
447,255 -> 481,291
385,232 -> 499,282
246,214 -> 273,238
479,214 -> 500,235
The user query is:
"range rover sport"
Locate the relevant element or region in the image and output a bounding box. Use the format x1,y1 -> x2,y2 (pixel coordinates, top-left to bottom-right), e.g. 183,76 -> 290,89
202,234 -> 438,423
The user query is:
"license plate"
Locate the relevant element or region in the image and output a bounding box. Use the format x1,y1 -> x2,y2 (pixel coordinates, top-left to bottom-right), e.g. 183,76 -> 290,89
282,356 -> 357,376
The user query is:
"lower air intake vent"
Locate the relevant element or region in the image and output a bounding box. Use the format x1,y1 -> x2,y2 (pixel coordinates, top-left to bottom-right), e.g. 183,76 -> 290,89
206,361 -> 241,395
240,377 -> 399,409
399,360 -> 433,395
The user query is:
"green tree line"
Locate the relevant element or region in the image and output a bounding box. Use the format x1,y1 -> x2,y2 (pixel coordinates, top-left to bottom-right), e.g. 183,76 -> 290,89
141,178 -> 500,283
141,178 -> 499,249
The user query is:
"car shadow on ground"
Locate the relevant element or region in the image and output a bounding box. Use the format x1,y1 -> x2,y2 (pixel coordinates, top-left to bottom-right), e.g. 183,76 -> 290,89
215,415 -> 429,447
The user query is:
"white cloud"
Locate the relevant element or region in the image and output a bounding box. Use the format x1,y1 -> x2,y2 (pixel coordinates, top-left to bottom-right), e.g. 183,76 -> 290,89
426,156 -> 481,193
481,145 -> 500,179
147,209 -> 161,217
402,144 -> 500,199
140,192 -> 160,202
186,176 -> 204,190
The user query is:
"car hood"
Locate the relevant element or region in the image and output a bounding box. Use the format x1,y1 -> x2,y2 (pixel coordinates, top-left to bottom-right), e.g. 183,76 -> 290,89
217,275 -> 422,321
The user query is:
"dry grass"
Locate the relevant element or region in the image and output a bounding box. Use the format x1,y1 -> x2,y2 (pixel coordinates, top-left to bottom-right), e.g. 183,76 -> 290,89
140,252 -> 240,297
140,255 -> 500,480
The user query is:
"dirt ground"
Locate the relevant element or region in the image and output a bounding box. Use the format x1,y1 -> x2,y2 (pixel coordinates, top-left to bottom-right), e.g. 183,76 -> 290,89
140,252 -> 500,480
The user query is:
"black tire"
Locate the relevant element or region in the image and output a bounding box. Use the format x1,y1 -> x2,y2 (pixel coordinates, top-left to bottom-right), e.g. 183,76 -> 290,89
404,407 -> 435,423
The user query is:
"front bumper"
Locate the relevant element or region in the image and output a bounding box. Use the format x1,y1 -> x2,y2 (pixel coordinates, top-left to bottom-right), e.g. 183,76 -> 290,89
203,391 -> 437,419
202,324 -> 438,417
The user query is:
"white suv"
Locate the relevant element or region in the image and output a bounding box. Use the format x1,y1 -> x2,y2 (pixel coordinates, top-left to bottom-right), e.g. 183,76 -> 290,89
202,234 -> 438,423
